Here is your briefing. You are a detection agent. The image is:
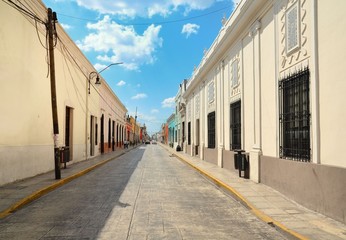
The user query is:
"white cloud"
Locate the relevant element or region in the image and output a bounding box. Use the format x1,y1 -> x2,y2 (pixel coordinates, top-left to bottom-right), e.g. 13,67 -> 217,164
151,109 -> 159,113
161,97 -> 175,108
182,23 -> 200,38
60,23 -> 72,30
75,0 -> 219,18
132,93 -> 148,100
77,16 -> 163,71
117,80 -> 126,86
93,63 -> 108,72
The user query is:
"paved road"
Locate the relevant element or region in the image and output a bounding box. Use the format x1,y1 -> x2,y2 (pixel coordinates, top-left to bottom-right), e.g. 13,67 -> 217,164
0,145 -> 286,240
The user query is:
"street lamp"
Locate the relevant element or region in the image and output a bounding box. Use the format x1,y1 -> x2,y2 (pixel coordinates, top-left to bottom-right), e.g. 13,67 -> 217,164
86,62 -> 123,161
88,62 -> 123,94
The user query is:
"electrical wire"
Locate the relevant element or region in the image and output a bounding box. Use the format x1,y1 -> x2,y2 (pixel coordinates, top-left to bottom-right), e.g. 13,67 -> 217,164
2,0 -> 132,123
57,4 -> 232,26
57,35 -> 128,121
1,0 -> 45,25
58,40 -> 87,113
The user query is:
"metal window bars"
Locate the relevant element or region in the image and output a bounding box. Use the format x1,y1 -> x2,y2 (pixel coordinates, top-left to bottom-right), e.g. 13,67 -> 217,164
279,67 -> 311,162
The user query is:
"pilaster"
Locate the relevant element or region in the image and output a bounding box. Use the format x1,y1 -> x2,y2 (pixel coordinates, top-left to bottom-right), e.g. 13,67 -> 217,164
249,20 -> 262,183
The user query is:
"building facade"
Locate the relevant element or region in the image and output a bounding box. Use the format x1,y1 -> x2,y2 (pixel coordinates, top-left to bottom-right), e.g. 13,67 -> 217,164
167,114 -> 176,148
174,80 -> 187,150
0,0 -> 127,185
181,0 -> 346,223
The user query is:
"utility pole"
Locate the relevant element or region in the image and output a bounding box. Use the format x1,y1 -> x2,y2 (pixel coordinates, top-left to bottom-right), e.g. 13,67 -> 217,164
47,8 -> 61,179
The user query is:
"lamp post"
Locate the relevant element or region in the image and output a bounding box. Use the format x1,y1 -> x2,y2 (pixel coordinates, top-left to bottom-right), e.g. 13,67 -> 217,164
86,62 -> 123,161
88,62 -> 123,94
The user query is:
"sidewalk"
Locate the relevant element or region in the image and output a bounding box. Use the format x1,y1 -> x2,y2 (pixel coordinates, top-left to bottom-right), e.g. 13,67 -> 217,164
161,143 -> 346,240
1,144 -> 346,240
0,146 -> 136,219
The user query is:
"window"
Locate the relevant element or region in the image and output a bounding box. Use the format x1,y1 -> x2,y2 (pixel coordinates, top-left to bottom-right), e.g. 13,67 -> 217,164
279,68 -> 310,161
182,122 -> 185,143
188,122 -> 191,145
230,101 -> 241,150
207,112 -> 215,148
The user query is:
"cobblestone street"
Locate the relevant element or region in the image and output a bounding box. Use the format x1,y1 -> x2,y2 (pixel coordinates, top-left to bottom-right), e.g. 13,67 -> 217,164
0,145 -> 286,239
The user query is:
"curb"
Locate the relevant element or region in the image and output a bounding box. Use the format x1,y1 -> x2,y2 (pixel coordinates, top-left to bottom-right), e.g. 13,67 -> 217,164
0,151 -> 127,219
161,144 -> 309,240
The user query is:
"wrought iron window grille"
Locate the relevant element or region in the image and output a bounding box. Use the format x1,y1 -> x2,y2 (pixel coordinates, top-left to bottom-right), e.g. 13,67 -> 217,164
207,111 -> 216,148
230,101 -> 241,150
279,67 -> 311,162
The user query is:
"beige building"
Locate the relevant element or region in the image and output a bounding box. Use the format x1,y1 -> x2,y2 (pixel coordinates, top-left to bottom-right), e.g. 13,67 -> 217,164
182,0 -> 346,223
0,0 -> 127,185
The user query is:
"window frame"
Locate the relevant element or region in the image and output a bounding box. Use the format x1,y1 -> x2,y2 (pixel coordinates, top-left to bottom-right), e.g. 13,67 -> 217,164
279,68 -> 311,161
230,101 -> 241,150
207,111 -> 216,148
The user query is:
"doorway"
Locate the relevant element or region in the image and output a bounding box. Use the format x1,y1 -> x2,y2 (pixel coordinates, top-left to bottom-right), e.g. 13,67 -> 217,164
195,119 -> 200,155
112,121 -> 115,151
65,107 -> 73,161
100,114 -> 104,154
90,115 -> 95,156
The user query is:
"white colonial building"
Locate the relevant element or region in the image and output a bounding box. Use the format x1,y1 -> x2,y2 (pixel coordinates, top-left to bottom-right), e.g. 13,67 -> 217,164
181,0 -> 346,224
0,0 -> 127,185
174,79 -> 187,150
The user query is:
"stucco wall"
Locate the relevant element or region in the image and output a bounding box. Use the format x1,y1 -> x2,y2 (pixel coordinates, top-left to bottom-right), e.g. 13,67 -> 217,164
242,34 -> 254,152
259,7 -> 277,157
261,156 -> 346,224
317,1 -> 346,168
223,150 -> 236,172
186,145 -> 192,155
0,3 -> 55,184
204,148 -> 218,165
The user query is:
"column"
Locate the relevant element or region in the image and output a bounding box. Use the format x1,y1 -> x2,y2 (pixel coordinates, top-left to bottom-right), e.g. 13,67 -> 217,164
249,20 -> 262,183
217,61 -> 225,167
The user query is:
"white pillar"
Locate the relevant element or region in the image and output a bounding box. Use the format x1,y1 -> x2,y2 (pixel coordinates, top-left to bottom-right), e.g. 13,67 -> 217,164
217,61 -> 225,167
249,20 -> 262,183
201,81 -> 206,160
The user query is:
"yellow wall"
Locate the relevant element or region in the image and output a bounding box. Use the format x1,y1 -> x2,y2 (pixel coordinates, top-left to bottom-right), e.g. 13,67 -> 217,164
0,0 -> 127,185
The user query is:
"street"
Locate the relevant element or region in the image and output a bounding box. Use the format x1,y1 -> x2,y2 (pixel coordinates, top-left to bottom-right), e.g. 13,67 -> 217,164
0,145 -> 286,240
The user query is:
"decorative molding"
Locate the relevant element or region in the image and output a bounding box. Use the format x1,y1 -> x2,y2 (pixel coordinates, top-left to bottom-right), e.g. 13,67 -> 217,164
230,93 -> 241,104
195,92 -> 200,115
280,0 -> 308,70
230,50 -> 241,98
249,20 -> 261,37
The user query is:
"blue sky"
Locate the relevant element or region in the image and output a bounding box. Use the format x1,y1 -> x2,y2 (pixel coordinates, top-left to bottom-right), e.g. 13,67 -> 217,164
42,0 -> 240,135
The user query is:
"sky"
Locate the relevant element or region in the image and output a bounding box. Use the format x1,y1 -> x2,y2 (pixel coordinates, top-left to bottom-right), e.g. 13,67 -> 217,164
41,0 -> 240,136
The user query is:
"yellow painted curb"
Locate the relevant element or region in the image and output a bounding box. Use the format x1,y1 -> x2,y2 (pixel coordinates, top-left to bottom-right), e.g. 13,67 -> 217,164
161,144 -> 309,240
0,153 -> 125,219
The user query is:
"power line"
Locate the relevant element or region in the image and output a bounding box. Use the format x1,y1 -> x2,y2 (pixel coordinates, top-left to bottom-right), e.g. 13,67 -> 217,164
2,0 -> 45,25
57,35 -> 127,121
57,4 -> 233,26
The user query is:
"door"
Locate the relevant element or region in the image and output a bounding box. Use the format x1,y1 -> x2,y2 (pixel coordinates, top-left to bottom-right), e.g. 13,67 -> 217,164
100,114 -> 104,154
90,115 -> 95,156
65,107 -> 73,161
